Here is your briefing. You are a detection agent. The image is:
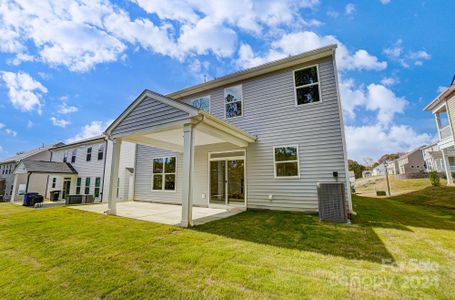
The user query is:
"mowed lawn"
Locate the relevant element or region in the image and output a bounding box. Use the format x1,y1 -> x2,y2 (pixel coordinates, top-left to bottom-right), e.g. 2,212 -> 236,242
0,188 -> 454,299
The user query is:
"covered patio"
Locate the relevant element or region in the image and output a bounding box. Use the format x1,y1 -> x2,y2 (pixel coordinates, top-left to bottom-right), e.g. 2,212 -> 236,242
70,201 -> 245,226
104,90 -> 256,227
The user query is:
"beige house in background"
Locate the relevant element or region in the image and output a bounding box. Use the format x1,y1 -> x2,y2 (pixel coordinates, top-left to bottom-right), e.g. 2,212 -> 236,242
0,144 -> 62,201
424,76 -> 455,185
395,146 -> 426,178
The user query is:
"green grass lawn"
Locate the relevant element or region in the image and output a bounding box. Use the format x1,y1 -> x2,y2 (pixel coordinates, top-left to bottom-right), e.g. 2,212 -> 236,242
355,175 -> 447,197
0,188 -> 454,299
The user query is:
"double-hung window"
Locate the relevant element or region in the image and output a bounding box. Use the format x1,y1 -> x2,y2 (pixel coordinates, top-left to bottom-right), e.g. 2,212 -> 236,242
86,147 -> 92,161
76,178 -> 82,194
94,177 -> 101,198
274,145 -> 300,178
224,85 -> 242,118
98,144 -> 104,160
71,149 -> 77,163
191,96 -> 210,112
63,151 -> 68,162
152,156 -> 176,191
294,65 -> 321,105
85,177 -> 91,194
51,178 -> 57,188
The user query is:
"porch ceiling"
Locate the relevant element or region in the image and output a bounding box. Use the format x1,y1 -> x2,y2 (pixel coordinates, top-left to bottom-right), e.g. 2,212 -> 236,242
121,115 -> 256,152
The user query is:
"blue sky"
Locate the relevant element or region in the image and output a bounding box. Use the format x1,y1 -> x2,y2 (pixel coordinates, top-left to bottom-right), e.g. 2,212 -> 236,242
0,0 -> 453,163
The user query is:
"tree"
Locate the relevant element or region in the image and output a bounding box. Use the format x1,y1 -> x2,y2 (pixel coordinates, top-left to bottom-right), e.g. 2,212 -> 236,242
348,159 -> 366,179
378,153 -> 400,164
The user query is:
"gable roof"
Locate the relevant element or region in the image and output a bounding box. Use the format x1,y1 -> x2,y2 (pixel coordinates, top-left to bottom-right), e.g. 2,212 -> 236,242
18,160 -> 78,174
51,136 -> 106,151
424,81 -> 455,111
167,44 -> 337,99
105,89 -> 199,137
0,143 -> 62,164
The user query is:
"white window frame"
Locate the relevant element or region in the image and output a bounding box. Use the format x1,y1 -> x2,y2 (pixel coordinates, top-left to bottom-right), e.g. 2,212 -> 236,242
224,84 -> 243,119
191,95 -> 211,113
151,156 -> 177,192
273,145 -> 300,179
293,64 -> 322,107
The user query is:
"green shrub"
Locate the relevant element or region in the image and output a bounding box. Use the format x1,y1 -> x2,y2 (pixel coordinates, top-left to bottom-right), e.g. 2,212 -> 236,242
429,171 -> 440,186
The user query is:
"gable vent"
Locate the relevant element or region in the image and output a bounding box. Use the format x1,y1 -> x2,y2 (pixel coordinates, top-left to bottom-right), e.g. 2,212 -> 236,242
317,182 -> 347,223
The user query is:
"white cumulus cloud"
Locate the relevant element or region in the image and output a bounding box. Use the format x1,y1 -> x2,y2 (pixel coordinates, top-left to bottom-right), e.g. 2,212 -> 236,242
0,71 -> 47,113
66,120 -> 112,143
50,117 -> 70,128
238,31 -> 387,72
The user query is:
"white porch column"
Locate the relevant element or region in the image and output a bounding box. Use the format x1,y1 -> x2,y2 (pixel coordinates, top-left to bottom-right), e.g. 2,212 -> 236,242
107,138 -> 122,215
181,123 -> 194,227
441,149 -> 454,185
10,174 -> 18,203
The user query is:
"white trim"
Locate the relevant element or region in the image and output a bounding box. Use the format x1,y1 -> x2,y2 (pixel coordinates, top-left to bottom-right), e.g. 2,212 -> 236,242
191,95 -> 211,113
292,64 -> 322,107
224,84 -> 243,119
207,149 -> 247,208
331,50 -> 353,212
151,155 -> 177,192
273,145 -> 300,179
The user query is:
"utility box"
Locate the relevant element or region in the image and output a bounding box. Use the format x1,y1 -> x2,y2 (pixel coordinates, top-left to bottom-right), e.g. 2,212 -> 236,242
317,182 -> 347,223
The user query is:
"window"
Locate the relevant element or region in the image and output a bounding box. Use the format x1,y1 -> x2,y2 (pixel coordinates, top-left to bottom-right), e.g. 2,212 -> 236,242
98,144 -> 105,160
94,177 -> 101,198
274,146 -> 300,178
86,147 -> 92,161
76,178 -> 81,194
63,151 -> 68,162
52,177 -> 57,188
85,177 -> 91,194
71,149 -> 77,163
152,156 -> 176,191
191,96 -> 210,112
224,85 -> 242,118
294,65 -> 321,105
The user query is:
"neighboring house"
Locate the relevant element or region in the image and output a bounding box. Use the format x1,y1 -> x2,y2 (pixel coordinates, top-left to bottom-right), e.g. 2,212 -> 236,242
362,170 -> 372,178
0,144 -> 62,201
104,45 -> 352,227
10,136 -> 136,203
422,143 -> 445,173
349,171 -> 356,189
386,160 -> 399,175
46,136 -> 136,202
424,77 -> 455,185
396,146 -> 427,177
372,164 -> 386,176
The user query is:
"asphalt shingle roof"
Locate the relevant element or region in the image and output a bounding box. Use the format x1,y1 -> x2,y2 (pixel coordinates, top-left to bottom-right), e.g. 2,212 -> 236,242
21,161 -> 77,174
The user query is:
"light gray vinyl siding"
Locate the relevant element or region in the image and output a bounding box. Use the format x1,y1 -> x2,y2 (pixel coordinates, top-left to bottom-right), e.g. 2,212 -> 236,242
180,57 -> 347,211
50,142 -> 106,196
112,96 -> 189,136
134,146 -> 183,204
134,56 -> 347,211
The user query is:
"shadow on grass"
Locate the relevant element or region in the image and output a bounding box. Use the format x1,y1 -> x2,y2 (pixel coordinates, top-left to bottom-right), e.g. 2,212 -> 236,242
195,187 -> 455,264
194,209 -> 395,264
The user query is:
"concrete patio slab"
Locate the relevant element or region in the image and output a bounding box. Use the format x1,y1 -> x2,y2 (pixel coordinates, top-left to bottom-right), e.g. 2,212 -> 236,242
69,201 -> 244,226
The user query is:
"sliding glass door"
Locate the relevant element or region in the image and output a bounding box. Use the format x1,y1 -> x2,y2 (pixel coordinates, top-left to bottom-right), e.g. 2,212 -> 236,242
209,156 -> 245,206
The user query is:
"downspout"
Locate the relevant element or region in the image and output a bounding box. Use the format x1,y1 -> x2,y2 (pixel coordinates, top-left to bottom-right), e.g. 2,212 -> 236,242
25,172 -> 32,194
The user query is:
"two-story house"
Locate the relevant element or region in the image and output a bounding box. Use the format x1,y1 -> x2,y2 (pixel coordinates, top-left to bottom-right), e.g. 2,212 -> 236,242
422,143 -> 445,173
0,144 -> 61,201
103,45 -> 351,227
424,76 -> 455,185
47,136 -> 136,202
9,136 -> 136,203
395,146 -> 426,178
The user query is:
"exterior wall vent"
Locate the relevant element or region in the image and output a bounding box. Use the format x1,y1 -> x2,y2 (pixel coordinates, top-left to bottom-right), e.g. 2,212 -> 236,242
317,182 -> 347,223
